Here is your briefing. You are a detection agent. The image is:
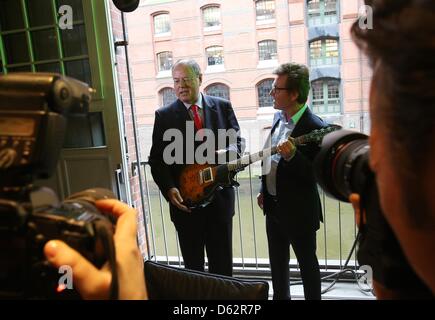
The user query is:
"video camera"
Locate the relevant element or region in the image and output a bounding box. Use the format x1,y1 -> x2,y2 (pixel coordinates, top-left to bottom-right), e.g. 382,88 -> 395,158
314,130 -> 433,296
0,73 -> 117,299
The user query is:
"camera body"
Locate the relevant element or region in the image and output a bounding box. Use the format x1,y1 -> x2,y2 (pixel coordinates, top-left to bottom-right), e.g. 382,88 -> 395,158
314,130 -> 433,296
0,73 -> 116,299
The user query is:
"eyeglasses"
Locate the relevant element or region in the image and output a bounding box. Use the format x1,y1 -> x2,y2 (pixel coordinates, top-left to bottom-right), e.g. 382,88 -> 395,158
173,77 -> 196,85
270,85 -> 287,93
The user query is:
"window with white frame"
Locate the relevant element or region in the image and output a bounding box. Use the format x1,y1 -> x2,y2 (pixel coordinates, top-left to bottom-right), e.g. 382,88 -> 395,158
309,38 -> 339,66
307,0 -> 338,26
255,0 -> 275,22
205,83 -> 230,100
311,78 -> 341,114
154,13 -> 170,35
157,51 -> 173,72
257,79 -> 274,108
206,46 -> 224,66
203,6 -> 221,29
258,40 -> 277,61
159,87 -> 177,106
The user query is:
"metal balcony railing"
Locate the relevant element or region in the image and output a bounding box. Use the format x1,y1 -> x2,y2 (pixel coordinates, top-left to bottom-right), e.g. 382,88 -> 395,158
132,160 -> 362,282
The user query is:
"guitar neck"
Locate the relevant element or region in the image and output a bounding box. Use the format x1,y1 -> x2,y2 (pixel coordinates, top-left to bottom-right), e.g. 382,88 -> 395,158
226,136 -> 305,172
226,125 -> 341,172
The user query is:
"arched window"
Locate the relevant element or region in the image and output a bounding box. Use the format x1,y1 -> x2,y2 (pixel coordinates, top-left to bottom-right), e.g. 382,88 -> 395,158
309,38 -> 338,66
205,83 -> 230,100
159,87 -> 177,106
206,46 -> 224,66
153,13 -> 170,35
258,40 -> 277,61
307,0 -> 338,26
311,78 -> 341,114
257,79 -> 274,108
156,51 -> 173,72
255,0 -> 275,22
202,6 -> 221,29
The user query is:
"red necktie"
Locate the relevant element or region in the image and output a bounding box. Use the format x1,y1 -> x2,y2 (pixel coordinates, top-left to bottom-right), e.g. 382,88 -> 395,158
190,104 -> 203,130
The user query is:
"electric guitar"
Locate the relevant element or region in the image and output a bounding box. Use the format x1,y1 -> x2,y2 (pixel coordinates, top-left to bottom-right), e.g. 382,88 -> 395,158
178,125 -> 342,209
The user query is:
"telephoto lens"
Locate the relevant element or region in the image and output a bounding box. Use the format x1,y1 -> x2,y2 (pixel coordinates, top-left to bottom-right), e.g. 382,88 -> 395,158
313,129 -> 372,202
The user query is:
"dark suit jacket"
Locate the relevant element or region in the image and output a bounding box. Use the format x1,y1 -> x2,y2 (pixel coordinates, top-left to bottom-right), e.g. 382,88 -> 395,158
149,94 -> 243,224
261,107 -> 326,235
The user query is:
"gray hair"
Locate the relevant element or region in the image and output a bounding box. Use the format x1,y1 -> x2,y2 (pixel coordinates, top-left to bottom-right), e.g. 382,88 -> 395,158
172,59 -> 202,77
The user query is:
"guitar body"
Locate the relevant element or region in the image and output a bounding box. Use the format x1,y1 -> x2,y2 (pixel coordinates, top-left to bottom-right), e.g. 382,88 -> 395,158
178,163 -> 233,209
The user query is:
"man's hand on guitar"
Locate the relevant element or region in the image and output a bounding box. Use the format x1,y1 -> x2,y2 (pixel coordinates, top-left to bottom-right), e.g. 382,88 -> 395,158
277,137 -> 296,161
167,187 -> 192,213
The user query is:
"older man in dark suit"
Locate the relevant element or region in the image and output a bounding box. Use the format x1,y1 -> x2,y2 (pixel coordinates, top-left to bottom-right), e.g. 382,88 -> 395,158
149,59 -> 242,277
257,63 -> 326,300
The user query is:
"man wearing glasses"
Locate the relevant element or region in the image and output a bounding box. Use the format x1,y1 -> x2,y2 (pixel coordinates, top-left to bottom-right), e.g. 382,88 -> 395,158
257,63 -> 327,300
149,59 -> 243,276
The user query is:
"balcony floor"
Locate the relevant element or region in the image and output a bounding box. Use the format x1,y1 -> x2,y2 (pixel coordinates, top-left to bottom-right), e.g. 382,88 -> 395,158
267,280 -> 376,300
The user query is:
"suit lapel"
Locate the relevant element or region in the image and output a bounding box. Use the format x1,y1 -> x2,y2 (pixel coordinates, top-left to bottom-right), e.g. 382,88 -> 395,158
203,94 -> 218,131
174,99 -> 191,129
291,107 -> 311,138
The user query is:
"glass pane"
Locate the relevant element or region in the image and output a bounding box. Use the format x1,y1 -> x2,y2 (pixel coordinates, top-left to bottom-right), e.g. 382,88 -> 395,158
154,14 -> 170,34
0,0 -> 24,31
206,46 -> 224,66
31,29 -> 59,61
7,65 -> 31,73
206,84 -> 229,100
27,0 -> 54,27
61,24 -> 88,57
325,39 -> 338,57
256,0 -> 275,21
160,87 -> 176,106
65,59 -> 91,85
258,40 -> 277,61
63,112 -> 105,148
157,51 -> 173,71
57,0 -> 84,21
258,79 -> 273,107
203,6 -> 220,28
36,62 -> 61,73
3,33 -> 29,64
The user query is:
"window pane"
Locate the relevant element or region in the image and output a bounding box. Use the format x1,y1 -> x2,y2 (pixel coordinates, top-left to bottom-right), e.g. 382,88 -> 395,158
36,62 -> 61,73
203,6 -> 220,28
57,0 -> 84,21
206,46 -> 224,66
154,14 -> 170,34
27,0 -> 54,27
256,0 -> 275,21
258,79 -> 274,107
206,84 -> 229,100
0,0 -> 24,31
160,87 -> 176,106
157,51 -> 173,71
258,40 -> 277,61
325,0 -> 337,15
65,59 -> 91,85
325,39 -> 338,57
307,0 -> 320,17
32,29 -> 59,61
312,81 -> 324,101
310,40 -> 322,59
61,24 -> 88,57
3,33 -> 29,64
64,112 -> 105,148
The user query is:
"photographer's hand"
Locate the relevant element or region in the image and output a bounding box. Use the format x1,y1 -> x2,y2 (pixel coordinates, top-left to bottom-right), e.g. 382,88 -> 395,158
43,199 -> 148,300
